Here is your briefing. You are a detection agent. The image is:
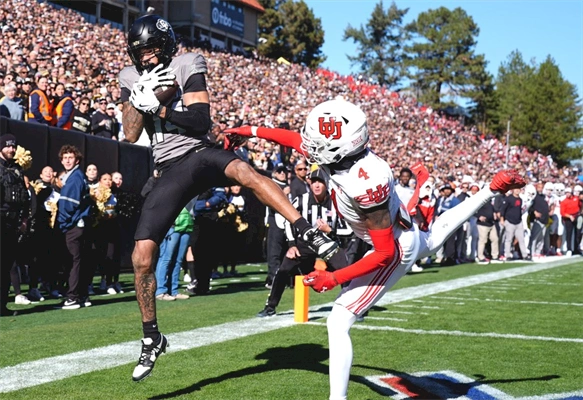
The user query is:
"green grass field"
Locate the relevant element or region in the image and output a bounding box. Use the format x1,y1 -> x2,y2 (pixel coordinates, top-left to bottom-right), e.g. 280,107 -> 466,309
1,258 -> 582,400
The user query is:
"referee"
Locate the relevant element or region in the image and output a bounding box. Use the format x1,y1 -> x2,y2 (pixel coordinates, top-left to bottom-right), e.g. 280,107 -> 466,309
257,168 -> 347,317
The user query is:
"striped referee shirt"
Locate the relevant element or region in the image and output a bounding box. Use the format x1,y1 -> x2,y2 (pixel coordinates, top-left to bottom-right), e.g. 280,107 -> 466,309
284,191 -> 340,242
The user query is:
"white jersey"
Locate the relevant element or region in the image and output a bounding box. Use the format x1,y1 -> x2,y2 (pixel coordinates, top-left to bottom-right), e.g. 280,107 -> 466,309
324,149 -> 402,245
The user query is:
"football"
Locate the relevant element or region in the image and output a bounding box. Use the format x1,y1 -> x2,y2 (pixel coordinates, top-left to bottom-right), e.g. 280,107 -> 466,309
154,80 -> 179,105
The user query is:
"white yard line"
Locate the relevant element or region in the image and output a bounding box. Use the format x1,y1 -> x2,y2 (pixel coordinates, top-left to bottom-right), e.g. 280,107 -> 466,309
307,322 -> 583,343
429,296 -> 583,307
359,316 -> 408,322
0,258 -> 579,393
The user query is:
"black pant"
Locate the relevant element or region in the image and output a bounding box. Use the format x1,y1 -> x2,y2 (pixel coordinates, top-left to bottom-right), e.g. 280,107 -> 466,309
265,241 -> 347,310
192,215 -> 221,294
265,221 -> 286,285
563,218 -> 576,252
342,234 -> 372,265
64,226 -> 91,301
1,225 -> 18,314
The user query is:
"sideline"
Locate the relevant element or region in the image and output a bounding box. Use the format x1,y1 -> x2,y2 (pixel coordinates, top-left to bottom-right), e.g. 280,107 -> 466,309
0,258 -> 579,393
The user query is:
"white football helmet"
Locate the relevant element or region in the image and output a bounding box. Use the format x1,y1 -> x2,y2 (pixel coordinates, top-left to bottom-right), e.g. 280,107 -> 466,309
523,184 -> 537,202
301,99 -> 368,165
553,182 -> 565,197
543,182 -> 554,196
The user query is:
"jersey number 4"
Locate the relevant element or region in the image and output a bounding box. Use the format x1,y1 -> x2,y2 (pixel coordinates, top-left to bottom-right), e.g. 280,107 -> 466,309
358,167 -> 369,180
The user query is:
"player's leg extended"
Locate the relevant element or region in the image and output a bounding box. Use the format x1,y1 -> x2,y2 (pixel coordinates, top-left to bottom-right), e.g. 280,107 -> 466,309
225,159 -> 301,222
132,239 -> 159,322
224,159 -> 338,259
423,188 -> 495,257
421,170 -> 525,258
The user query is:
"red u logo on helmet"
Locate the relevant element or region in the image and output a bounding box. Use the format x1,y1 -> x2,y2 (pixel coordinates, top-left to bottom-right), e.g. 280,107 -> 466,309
318,117 -> 343,140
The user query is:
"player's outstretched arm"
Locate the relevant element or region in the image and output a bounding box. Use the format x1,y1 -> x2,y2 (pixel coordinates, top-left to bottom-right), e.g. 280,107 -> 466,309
304,205 -> 398,293
122,101 -> 145,143
225,126 -> 305,155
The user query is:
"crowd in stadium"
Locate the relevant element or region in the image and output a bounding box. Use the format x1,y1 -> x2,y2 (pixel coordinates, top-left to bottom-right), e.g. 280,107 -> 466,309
1,0 -> 582,311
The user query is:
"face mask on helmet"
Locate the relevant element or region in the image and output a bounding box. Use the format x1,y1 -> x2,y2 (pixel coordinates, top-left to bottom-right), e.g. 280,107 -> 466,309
127,15 -> 177,73
523,184 -> 536,200
300,99 -> 369,165
543,182 -> 554,196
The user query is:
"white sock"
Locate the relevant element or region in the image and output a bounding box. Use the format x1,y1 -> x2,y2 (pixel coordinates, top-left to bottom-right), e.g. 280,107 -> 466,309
427,188 -> 496,255
327,305 -> 357,400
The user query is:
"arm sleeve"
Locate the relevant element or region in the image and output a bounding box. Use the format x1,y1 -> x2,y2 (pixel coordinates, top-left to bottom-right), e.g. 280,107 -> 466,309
333,227 -> 397,284
225,126 -> 306,155
161,102 -> 210,136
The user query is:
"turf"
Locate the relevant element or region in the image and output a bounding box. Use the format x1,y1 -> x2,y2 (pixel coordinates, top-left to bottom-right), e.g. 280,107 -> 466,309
1,259 -> 581,400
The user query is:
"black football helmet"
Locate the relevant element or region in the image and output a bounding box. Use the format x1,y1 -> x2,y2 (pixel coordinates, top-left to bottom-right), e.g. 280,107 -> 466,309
127,14 -> 177,73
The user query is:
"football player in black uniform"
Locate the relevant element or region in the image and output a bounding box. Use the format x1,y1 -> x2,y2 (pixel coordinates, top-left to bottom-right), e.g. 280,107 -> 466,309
120,15 -> 339,381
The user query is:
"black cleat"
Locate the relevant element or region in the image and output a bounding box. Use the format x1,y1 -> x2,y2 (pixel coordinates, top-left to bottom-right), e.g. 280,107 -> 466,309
132,334 -> 169,382
256,306 -> 276,318
302,228 -> 339,261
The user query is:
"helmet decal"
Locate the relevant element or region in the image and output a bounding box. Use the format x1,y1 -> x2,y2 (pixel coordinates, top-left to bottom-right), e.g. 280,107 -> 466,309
156,19 -> 170,32
318,117 -> 343,140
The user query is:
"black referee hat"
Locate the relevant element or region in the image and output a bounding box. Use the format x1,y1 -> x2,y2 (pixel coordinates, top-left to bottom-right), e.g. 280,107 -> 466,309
309,168 -> 327,184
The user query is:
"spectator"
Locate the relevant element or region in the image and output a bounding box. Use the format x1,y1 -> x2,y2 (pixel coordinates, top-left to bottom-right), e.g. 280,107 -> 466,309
71,96 -> 92,133
0,82 -> 25,120
500,188 -> 529,260
85,164 -> 99,190
91,98 -> 116,139
56,144 -> 92,310
289,160 -> 310,200
27,75 -> 53,125
0,134 -> 29,316
434,183 -> 461,266
155,208 -> 193,301
52,83 -> 75,129
219,184 -> 247,277
476,196 -> 502,264
19,77 -> 33,112
560,186 -> 581,256
395,167 -> 414,207
92,172 -> 123,294
528,182 -> 550,258
112,171 -> 123,189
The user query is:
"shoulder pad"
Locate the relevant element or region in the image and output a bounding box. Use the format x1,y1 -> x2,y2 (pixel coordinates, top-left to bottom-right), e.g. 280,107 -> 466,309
171,53 -> 208,84
346,154 -> 393,208
118,66 -> 139,91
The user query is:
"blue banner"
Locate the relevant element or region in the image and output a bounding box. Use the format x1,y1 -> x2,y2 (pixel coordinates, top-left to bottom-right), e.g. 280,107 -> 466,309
210,0 -> 244,37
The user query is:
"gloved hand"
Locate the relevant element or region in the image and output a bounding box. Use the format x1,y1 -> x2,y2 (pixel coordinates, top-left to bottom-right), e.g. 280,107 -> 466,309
135,64 -> 176,91
303,269 -> 338,293
130,84 -> 160,114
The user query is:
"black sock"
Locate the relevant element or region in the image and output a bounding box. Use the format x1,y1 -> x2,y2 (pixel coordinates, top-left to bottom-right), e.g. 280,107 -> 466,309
143,319 -> 160,341
292,218 -> 312,237
187,261 -> 195,278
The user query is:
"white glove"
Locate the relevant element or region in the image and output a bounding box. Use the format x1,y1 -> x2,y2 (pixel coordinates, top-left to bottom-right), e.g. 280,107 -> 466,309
136,64 -> 176,91
130,84 -> 160,114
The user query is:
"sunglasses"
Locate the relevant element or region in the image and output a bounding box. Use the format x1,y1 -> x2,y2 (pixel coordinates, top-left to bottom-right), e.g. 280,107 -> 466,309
80,102 -> 89,106
99,101 -> 107,104
296,167 -> 308,171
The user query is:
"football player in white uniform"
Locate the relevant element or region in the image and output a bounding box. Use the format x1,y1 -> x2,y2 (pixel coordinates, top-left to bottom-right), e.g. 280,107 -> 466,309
226,99 -> 526,400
